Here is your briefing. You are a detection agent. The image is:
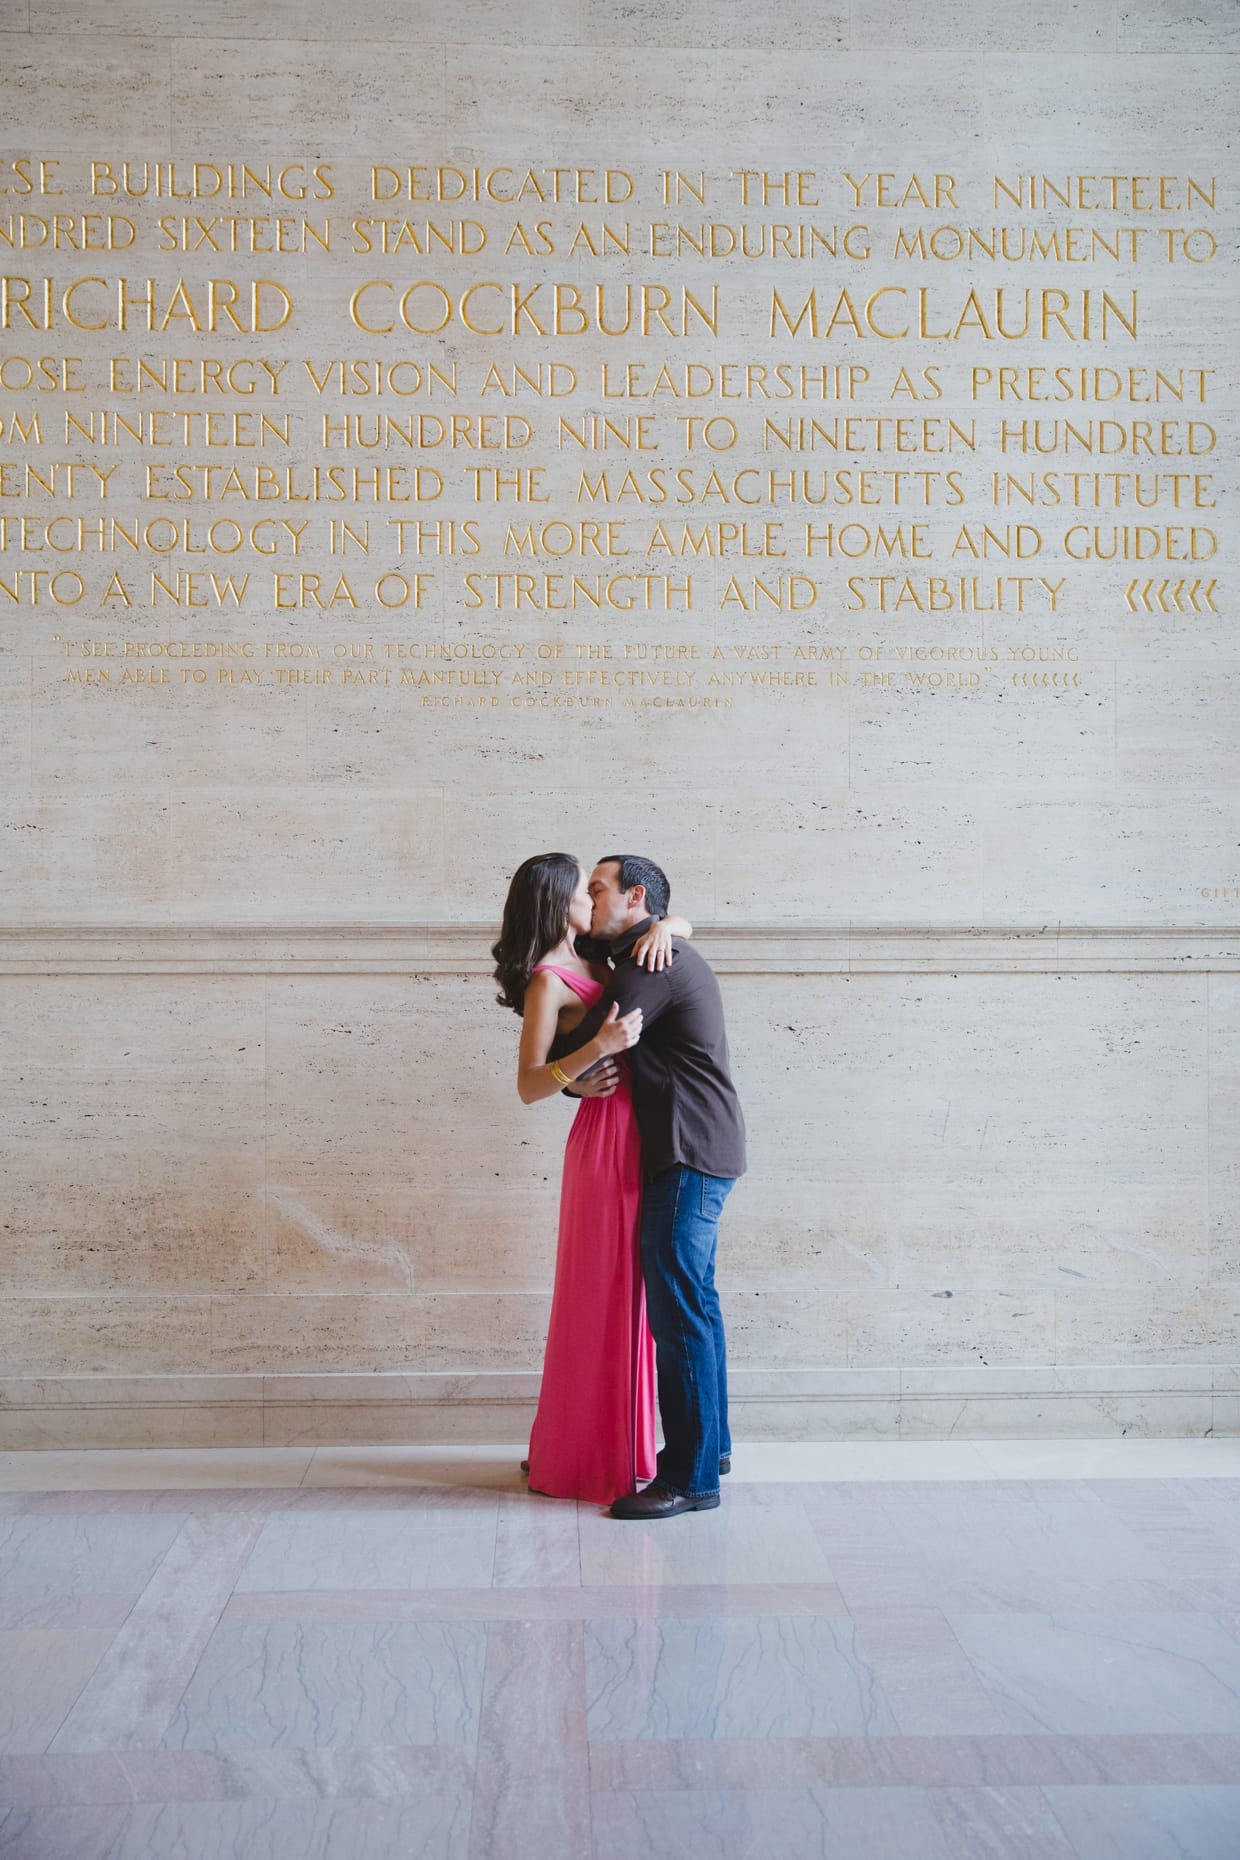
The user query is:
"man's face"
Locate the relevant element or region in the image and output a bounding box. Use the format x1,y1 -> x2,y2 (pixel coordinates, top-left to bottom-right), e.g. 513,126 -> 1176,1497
588,861 -> 644,939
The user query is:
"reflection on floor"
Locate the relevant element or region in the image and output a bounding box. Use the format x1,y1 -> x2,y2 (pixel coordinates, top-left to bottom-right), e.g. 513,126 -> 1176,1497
0,1439 -> 1238,1859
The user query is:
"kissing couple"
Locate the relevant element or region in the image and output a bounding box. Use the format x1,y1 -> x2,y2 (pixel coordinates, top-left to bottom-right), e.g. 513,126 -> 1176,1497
493,852 -> 745,1519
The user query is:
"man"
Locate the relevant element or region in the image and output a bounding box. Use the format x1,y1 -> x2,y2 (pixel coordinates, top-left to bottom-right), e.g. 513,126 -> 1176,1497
564,854 -> 746,1520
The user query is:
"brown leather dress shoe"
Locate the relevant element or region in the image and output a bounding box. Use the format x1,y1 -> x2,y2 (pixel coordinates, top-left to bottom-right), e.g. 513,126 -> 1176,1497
719,1455 -> 731,1476
609,1478 -> 721,1520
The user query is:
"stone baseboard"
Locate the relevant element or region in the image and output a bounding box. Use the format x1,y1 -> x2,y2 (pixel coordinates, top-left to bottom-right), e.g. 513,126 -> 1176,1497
1,1368 -> 1236,1450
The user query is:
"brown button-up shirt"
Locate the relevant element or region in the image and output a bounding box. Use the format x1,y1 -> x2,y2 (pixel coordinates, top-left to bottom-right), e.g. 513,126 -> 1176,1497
556,919 -> 747,1183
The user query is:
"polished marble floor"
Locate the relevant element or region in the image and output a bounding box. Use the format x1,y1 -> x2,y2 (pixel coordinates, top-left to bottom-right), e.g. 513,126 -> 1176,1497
0,1439 -> 1238,1859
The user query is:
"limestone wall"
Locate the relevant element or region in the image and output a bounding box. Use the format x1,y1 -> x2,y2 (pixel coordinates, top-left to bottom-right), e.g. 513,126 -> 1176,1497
2,0 -> 1237,1443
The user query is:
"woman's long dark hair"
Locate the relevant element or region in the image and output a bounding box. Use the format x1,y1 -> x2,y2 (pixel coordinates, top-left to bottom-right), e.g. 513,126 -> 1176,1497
492,852 -> 581,1015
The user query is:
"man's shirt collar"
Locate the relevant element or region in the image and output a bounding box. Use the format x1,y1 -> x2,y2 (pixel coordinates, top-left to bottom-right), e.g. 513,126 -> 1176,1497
608,915 -> 657,959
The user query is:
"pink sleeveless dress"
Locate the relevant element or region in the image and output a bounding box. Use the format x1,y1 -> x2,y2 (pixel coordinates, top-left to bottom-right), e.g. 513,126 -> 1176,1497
526,964 -> 657,1503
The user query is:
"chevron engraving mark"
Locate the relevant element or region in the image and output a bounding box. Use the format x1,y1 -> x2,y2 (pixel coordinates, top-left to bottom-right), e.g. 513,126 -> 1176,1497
1125,578 -> 1218,613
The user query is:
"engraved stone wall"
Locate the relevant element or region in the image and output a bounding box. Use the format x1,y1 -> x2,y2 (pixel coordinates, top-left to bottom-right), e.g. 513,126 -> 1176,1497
1,0 -> 1237,1442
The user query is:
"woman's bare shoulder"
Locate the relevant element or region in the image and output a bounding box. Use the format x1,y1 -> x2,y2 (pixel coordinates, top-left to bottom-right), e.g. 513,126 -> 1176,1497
524,966 -> 567,1003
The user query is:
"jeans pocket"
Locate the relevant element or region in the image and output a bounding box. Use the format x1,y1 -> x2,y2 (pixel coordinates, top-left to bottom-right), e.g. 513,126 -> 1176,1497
698,1173 -> 735,1219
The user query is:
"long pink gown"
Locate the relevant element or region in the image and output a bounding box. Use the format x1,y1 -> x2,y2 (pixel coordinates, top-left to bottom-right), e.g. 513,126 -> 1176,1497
525,964 -> 657,1503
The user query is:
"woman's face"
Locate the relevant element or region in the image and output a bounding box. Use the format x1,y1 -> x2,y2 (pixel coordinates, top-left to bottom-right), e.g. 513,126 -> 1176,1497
566,865 -> 592,938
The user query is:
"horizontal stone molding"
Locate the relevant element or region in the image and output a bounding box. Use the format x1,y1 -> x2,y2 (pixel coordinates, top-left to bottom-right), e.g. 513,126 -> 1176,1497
1,924 -> 1238,976
0,1367 -> 1236,1450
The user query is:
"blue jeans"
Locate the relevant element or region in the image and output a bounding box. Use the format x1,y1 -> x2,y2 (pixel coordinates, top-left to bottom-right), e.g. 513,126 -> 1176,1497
639,1165 -> 735,1501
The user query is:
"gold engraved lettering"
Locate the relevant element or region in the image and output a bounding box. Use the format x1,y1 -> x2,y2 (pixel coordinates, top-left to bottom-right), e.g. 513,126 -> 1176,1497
6,153 -> 1228,732
480,361 -> 576,396
764,416 -> 974,452
321,412 -> 529,449
349,280 -> 718,337
731,171 -> 823,206
993,174 -> 1214,211
951,523 -> 1044,559
465,466 -> 549,501
770,286 -> 1138,341
65,409 -> 291,446
0,516 -> 308,553
273,572 -> 359,610
844,575 -> 1065,613
803,522 -> 932,560
842,173 -> 958,209
0,275 -> 294,333
0,410 -> 42,443
648,222 -> 871,260
0,213 -> 136,250
154,215 -> 331,254
350,217 -> 486,255
991,471 -> 1213,510
370,167 -> 633,204
462,572 -> 692,611
0,567 -> 86,603
144,463 -> 443,502
559,412 -> 656,449
720,574 -> 817,610
647,521 -> 784,557
0,160 -> 63,196
90,162 -> 335,201
1062,525 -> 1216,561
505,520 -> 627,556
150,570 -> 250,607
1,461 -> 116,497
0,354 -> 84,391
998,419 -> 1214,456
970,366 -> 1212,403
303,359 -> 457,396
601,361 -> 868,398
110,357 -> 290,395
388,518 -> 479,555
891,224 -> 1148,263
566,223 -> 631,256
660,172 -> 707,205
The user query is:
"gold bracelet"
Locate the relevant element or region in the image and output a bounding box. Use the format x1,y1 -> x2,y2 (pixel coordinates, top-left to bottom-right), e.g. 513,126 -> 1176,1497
549,1061 -> 574,1088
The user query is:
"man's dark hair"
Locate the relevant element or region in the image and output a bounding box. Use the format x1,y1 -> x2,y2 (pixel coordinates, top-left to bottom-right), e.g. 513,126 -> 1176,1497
601,853 -> 670,919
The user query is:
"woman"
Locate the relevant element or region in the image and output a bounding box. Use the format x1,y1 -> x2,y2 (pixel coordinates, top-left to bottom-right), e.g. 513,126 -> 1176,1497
492,852 -> 690,1504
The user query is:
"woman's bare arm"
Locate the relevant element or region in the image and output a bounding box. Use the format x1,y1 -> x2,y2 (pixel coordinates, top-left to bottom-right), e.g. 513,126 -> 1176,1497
632,913 -> 693,972
516,971 -> 642,1104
